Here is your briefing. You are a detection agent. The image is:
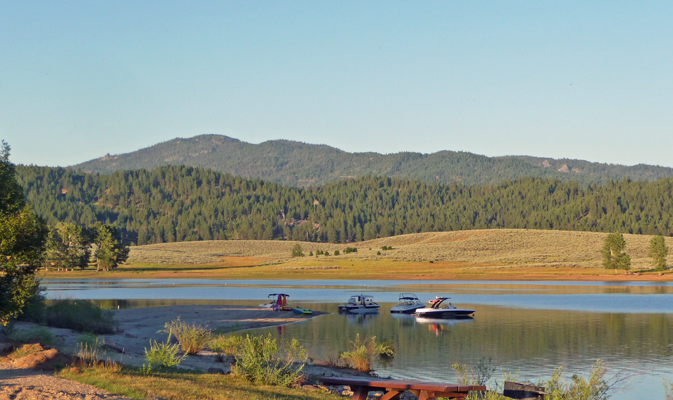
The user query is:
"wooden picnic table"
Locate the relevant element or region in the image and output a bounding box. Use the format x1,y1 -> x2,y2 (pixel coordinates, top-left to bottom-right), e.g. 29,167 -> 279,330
320,376 -> 485,400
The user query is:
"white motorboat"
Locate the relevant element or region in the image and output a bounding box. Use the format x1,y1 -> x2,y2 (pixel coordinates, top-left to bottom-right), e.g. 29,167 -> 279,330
414,296 -> 475,319
338,294 -> 381,314
390,293 -> 425,314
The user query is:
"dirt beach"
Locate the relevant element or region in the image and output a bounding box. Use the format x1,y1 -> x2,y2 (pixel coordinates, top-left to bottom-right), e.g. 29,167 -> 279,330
0,305 -> 354,400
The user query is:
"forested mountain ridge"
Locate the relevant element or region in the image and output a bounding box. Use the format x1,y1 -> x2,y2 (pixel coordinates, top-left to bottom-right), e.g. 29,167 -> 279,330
15,165 -> 673,246
71,134 -> 673,187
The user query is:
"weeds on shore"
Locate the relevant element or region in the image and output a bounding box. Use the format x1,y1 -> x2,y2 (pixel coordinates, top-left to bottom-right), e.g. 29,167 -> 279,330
339,334 -> 394,373
453,359 -> 624,400
452,357 -> 496,385
76,334 -> 105,363
232,333 -> 307,387
161,317 -> 212,355
209,334 -> 242,362
145,339 -> 187,369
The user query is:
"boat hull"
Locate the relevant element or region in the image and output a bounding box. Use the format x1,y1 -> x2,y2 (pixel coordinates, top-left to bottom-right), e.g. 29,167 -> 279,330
390,304 -> 425,314
338,305 -> 381,314
414,309 -> 475,319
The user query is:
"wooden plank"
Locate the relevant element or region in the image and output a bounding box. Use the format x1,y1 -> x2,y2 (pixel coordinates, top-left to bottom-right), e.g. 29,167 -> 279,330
380,390 -> 403,400
320,377 -> 483,392
351,386 -> 369,400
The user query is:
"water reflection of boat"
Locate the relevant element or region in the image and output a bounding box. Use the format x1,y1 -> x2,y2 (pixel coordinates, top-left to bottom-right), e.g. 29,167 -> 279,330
347,312 -> 379,326
415,317 -> 474,336
390,293 -> 425,314
338,294 -> 381,314
414,296 -> 475,319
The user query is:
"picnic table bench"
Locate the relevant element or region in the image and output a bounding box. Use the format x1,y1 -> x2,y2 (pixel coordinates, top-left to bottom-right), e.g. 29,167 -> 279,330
320,376 -> 485,400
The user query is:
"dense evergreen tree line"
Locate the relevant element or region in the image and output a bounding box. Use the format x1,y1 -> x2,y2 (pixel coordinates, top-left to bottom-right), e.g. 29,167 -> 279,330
14,165 -> 673,246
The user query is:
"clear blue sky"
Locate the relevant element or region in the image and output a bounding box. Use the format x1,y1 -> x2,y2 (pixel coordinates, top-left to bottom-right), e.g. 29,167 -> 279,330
1,1 -> 672,167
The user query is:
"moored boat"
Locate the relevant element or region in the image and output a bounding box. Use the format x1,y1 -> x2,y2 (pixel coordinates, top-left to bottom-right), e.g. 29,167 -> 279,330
259,293 -> 293,311
292,307 -> 313,315
390,293 -> 425,314
338,294 -> 381,314
414,296 -> 475,319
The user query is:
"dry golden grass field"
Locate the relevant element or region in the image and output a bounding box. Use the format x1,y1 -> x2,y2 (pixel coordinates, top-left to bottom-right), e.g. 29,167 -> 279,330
42,229 -> 673,281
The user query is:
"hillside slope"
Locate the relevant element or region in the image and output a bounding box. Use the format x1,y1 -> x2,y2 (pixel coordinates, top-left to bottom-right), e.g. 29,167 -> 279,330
72,134 -> 673,186
127,229 -> 673,275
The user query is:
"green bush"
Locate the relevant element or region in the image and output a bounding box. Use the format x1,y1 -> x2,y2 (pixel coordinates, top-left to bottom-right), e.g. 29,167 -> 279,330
46,300 -> 117,334
376,251 -> 381,255
334,250 -> 340,256
16,284 -> 46,323
8,326 -> 55,347
144,339 -> 187,369
543,361 -> 609,400
232,334 -> 307,387
340,334 -> 394,373
452,357 -> 496,385
209,334 -> 242,362
343,247 -> 358,254
162,317 -> 212,355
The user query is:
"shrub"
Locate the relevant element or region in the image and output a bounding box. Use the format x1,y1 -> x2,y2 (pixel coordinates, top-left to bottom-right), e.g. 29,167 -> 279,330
8,326 -> 56,347
376,251 -> 381,256
343,247 -> 358,254
46,300 -> 117,334
144,339 -> 187,369
290,244 -> 304,257
340,334 -> 394,373
209,334 -> 242,362
543,361 -> 610,400
334,250 -> 340,256
309,251 -> 313,256
232,333 -> 307,387
324,251 -> 330,256
162,317 -> 212,355
452,357 -> 496,385
17,284 -> 46,323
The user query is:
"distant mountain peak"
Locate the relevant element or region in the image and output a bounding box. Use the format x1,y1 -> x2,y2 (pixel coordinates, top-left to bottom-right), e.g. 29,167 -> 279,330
72,134 -> 673,186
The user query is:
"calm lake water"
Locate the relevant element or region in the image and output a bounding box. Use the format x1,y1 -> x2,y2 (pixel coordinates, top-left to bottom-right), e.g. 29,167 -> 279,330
42,279 -> 673,400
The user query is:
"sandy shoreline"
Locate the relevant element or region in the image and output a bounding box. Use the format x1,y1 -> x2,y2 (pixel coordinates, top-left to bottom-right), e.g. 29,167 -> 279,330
10,305 -> 328,371
1,305 -> 357,399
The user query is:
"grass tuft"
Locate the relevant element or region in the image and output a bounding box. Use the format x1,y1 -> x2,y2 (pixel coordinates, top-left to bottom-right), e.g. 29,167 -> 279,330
145,339 -> 187,369
339,334 -> 394,373
162,317 -> 212,355
209,334 -> 242,362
